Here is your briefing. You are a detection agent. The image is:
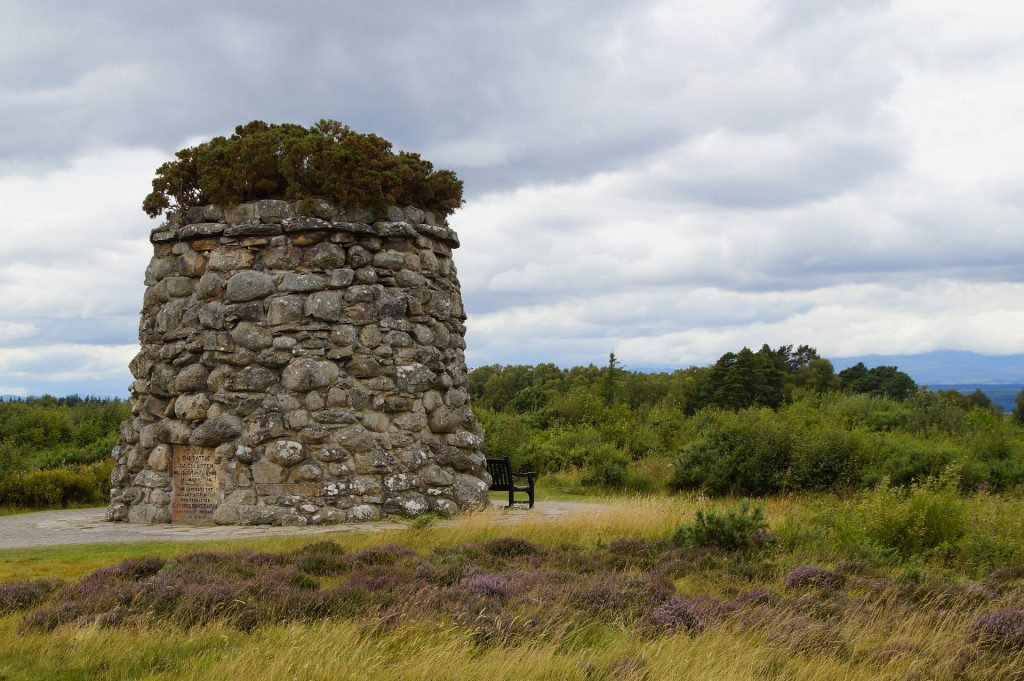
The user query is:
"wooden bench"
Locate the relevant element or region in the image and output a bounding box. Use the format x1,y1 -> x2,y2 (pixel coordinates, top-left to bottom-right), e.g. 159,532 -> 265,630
486,456 -> 536,509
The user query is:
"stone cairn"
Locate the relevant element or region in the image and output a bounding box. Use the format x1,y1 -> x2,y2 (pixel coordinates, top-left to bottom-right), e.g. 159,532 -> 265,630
107,199 -> 490,525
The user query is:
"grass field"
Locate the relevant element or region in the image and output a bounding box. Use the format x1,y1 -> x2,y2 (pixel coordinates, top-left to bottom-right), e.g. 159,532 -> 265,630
1,491 -> 1023,680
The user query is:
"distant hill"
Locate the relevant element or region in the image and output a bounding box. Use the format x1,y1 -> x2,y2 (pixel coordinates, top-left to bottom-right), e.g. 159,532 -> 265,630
831,351 -> 1024,386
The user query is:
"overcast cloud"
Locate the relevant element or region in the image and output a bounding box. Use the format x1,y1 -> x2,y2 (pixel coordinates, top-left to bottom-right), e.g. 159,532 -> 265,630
1,0 -> 1022,396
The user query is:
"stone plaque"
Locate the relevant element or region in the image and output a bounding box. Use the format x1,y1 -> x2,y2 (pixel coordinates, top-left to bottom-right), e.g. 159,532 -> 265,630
171,447 -> 220,524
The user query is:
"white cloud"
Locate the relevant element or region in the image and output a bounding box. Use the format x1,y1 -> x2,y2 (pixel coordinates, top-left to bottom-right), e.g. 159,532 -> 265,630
0,148 -> 156,327
0,343 -> 136,377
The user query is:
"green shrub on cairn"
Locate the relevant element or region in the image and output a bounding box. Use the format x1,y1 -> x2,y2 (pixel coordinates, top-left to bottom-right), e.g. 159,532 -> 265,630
142,120 -> 463,219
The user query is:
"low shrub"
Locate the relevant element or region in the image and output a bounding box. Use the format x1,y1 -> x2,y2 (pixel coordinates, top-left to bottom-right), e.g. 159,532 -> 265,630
646,594 -> 737,633
861,433 -> 960,488
481,537 -> 541,559
784,566 -> 844,590
0,461 -> 112,508
837,469 -> 967,560
784,425 -> 865,491
292,542 -> 348,576
0,578 -> 64,614
671,408 -> 791,495
672,502 -> 770,552
347,543 -> 417,567
580,443 -> 630,488
970,609 -> 1024,651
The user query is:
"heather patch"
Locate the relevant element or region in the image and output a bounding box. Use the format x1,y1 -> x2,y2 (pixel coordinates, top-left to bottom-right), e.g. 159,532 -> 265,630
646,594 -> 737,633
292,541 -> 348,576
4,529 -> 1023,680
347,543 -> 417,567
0,578 -> 64,614
784,565 -> 845,590
970,609 -> 1024,651
481,537 -> 542,559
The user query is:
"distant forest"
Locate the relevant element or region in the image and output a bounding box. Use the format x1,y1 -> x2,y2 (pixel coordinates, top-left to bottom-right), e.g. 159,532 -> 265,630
471,345 -> 1024,495
471,345 -> 926,414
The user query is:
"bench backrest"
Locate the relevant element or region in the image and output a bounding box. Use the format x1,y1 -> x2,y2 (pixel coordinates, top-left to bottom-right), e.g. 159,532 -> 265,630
486,456 -> 513,489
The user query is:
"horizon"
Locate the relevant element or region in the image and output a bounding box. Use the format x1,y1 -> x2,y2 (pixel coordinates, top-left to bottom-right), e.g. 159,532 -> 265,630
4,349 -> 1024,401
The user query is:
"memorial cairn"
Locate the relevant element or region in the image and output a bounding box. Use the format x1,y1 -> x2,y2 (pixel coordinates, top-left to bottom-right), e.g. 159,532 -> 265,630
107,121 -> 491,525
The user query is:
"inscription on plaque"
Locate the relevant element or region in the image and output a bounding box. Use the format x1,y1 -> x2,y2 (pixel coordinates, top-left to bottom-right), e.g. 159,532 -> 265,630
171,447 -> 220,524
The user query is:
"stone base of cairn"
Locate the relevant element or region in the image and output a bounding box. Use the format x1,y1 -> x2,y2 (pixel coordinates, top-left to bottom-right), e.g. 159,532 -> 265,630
107,200 -> 490,526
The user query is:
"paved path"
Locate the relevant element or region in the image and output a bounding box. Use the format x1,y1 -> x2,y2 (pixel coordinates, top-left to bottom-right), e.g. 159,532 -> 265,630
0,500 -> 605,550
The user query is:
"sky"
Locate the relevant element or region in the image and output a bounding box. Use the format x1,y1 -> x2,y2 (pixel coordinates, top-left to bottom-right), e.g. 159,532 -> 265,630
1,0 -> 1023,397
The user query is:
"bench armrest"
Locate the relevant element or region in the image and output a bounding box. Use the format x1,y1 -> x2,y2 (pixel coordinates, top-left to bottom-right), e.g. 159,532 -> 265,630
512,471 -> 536,480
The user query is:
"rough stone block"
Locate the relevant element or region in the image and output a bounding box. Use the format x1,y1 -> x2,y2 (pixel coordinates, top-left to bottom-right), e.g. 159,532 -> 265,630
265,439 -> 306,466
279,273 -> 327,292
267,295 -> 304,324
225,271 -> 275,302
282,358 -> 339,391
189,414 -> 243,446
252,458 -> 288,484
305,290 -> 344,321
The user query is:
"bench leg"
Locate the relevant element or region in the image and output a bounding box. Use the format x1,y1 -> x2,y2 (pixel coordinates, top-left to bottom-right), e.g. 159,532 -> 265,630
508,489 -> 514,508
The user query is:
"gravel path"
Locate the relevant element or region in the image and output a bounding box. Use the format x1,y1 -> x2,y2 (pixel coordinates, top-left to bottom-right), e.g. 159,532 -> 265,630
0,500 -> 605,550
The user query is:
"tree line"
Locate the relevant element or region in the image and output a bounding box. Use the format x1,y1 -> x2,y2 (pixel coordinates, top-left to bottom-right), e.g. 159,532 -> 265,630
471,344 -> 1024,496
470,345 -> 927,416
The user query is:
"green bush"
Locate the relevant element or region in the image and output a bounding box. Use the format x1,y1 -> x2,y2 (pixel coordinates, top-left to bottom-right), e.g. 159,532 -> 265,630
36,432 -> 120,469
0,462 -> 112,509
960,425 -> 1024,491
784,424 -> 866,491
837,469 -> 966,560
475,407 -> 535,462
672,502 -> 769,552
517,424 -> 604,473
816,392 -> 909,432
142,120 -> 463,219
621,456 -> 673,494
580,443 -> 630,488
0,437 -> 20,479
671,407 -> 791,495
861,432 -> 960,488
903,390 -> 968,434
0,397 -> 128,468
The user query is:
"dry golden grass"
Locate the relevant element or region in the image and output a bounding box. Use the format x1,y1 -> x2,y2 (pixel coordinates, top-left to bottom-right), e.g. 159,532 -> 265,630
3,601 -> 1021,681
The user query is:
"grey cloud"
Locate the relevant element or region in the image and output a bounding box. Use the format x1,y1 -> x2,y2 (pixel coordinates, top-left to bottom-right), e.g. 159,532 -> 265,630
1,0 -> 904,201
767,0 -> 890,33
648,140 -> 901,209
1,0 -> 650,182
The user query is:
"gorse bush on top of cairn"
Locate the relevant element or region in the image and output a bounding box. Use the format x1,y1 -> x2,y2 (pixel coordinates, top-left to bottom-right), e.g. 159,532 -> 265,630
142,120 -> 464,219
